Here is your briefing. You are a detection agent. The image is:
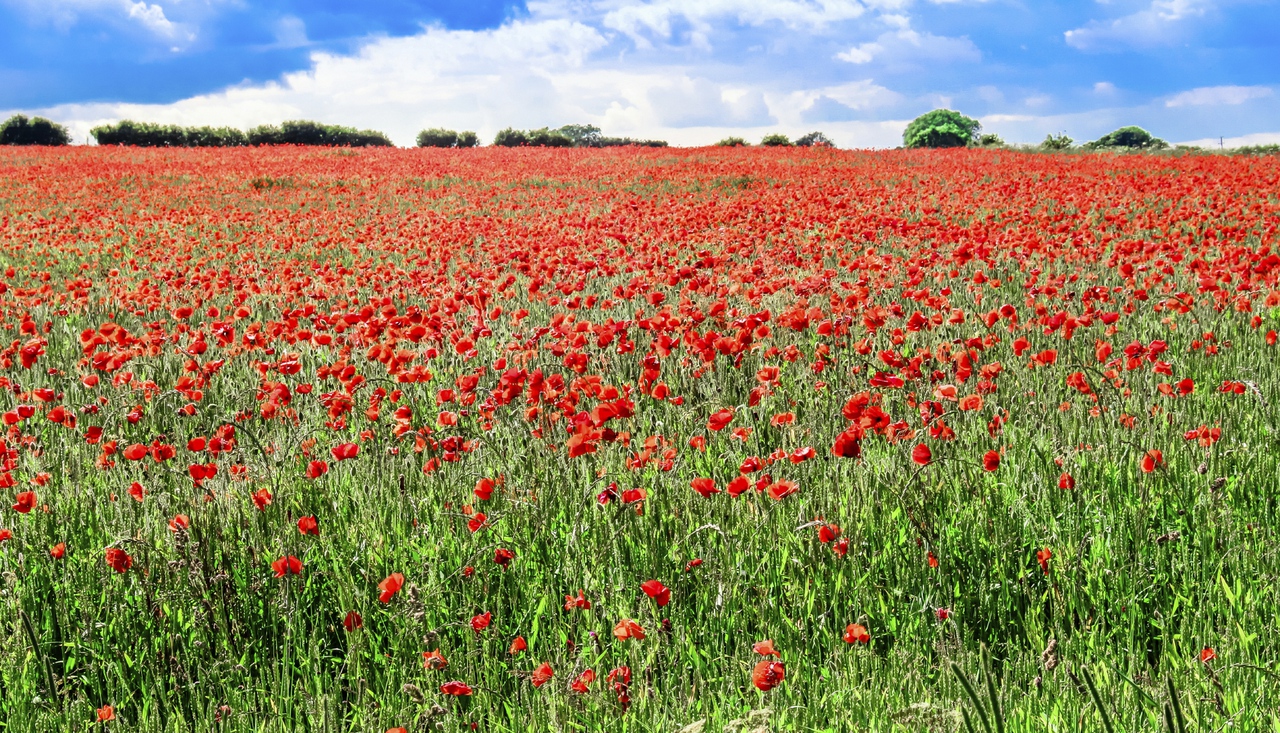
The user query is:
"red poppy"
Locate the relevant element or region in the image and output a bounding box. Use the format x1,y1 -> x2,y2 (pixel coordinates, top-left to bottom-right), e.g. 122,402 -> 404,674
378,572 -> 405,603
1036,547 -> 1052,575
251,488 -> 273,511
474,478 -> 494,500
1200,647 -> 1217,663
843,623 -> 870,644
272,555 -> 302,578
0,529 -> 12,543
1141,449 -> 1164,473
690,477 -> 720,498
911,444 -> 932,466
331,443 -> 359,461
122,443 -> 147,461
612,618 -> 645,640
494,547 -> 515,568
707,408 -> 734,431
508,636 -> 528,655
168,515 -> 189,533
105,547 -> 133,573
343,611 -> 363,631
470,611 -> 492,633
725,476 -> 750,497
766,479 -> 798,500
306,460 -> 328,479
531,661 -> 554,688
936,608 -> 951,621
571,669 -> 596,693
50,542 -> 66,558
830,429 -> 862,459
297,516 -> 319,536
752,660 -> 785,691
422,649 -> 449,670
1058,473 -> 1076,490
12,490 -> 36,513
128,481 -> 146,502
564,589 -> 591,610
467,512 -> 487,533
640,579 -> 671,606
96,705 -> 116,721
982,450 -> 1000,472
685,558 -> 703,572
752,639 -> 780,657
440,681 -> 473,696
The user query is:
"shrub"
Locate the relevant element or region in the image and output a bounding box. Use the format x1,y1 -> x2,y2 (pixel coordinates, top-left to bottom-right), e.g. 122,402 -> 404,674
1041,132 -> 1074,151
556,124 -> 602,147
972,133 -> 1005,148
456,131 -> 479,148
1,115 -> 71,146
716,137 -> 748,147
92,120 -> 188,147
760,133 -> 792,147
794,131 -> 833,147
417,128 -> 462,148
592,137 -> 668,148
525,128 -> 574,147
184,126 -> 248,147
493,128 -> 528,147
1083,126 -> 1168,151
902,109 -> 981,149
248,121 -> 392,147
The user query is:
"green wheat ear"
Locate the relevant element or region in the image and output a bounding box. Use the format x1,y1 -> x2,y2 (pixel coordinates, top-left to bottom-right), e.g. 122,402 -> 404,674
1081,666 -> 1116,733
1166,676 -> 1188,733
981,643 -> 1006,733
951,661 -> 993,733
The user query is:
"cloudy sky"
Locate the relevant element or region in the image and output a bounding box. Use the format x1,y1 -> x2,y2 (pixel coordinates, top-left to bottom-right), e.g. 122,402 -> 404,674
1,0 -> 1277,147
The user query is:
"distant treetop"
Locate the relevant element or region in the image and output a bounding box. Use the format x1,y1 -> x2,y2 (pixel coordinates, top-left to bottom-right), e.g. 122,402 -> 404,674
1,115 -> 71,146
902,109 -> 981,149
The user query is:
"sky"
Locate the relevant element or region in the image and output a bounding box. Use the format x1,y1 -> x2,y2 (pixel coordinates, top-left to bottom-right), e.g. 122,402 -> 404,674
1,0 -> 1278,148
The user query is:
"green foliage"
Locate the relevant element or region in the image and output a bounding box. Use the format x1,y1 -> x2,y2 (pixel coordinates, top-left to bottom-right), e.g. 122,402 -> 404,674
493,128 -> 528,147
247,120 -> 392,147
92,120 -> 191,147
1083,125 -> 1168,150
417,128 -> 462,148
556,124 -> 602,147
0,114 -> 71,146
794,131 -> 834,147
1231,143 -> 1280,156
760,133 -> 792,147
972,133 -> 1005,148
902,109 -> 981,148
715,136 -> 748,147
1041,132 -> 1074,151
456,131 -> 479,148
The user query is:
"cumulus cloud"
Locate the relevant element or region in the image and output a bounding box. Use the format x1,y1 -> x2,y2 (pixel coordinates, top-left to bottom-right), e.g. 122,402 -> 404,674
836,26 -> 980,66
1064,0 -> 1214,51
602,0 -> 874,46
1165,85 -> 1272,107
5,0 -> 191,40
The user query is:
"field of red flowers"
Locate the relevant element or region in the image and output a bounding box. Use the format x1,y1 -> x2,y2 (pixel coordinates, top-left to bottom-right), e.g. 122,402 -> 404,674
1,145 -> 1279,732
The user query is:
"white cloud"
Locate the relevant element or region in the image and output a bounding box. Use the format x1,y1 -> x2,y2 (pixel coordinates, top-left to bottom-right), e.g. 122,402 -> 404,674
836,27 -> 980,66
1165,85 -> 1272,107
1179,131 -> 1280,148
1093,81 -> 1117,95
5,0 -> 193,39
602,0 -> 874,45
1065,0 -> 1214,51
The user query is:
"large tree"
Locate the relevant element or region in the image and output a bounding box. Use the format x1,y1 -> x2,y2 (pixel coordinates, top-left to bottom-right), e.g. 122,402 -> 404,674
902,109 -> 981,149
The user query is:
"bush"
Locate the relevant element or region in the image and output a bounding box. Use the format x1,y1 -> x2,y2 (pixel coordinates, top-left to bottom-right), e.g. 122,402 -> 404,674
184,126 -> 248,147
760,133 -> 792,147
972,133 -> 1005,148
1232,144 -> 1280,156
1041,132 -> 1074,151
456,131 -> 479,148
525,128 -> 574,147
591,137 -> 668,148
795,131 -> 833,147
557,124 -> 602,147
248,120 -> 392,147
716,137 -> 748,147
92,120 -> 188,147
417,128 -> 461,148
1083,126 -> 1168,151
1,115 -> 71,146
493,128 -> 528,147
902,109 -> 981,149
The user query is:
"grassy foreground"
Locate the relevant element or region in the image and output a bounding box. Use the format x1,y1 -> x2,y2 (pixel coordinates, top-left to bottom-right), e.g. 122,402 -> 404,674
0,146 -> 1279,732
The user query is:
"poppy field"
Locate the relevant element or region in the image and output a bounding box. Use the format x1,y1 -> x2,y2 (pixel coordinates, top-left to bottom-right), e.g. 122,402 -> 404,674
1,145 -> 1280,732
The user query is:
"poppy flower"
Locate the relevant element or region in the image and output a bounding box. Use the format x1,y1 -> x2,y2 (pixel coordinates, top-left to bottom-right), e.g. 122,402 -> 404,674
467,512 -> 487,533
305,460 -> 328,479
0,529 -> 11,543
843,623 -> 870,644
251,488 -> 273,511
1036,547 -> 1052,575
911,444 -> 932,466
685,558 -> 703,572
343,611 -> 363,631
1058,472 -> 1075,490
494,547 -> 515,568
752,660 -> 785,691
564,589 -> 591,610
936,608 -> 951,621
612,618 -> 646,641
12,490 -> 36,513
474,478 -> 494,500
105,547 -> 133,573
690,477 -> 720,498
387,729 -> 408,733
378,573 -> 405,603
640,579 -> 671,606
272,555 -> 302,578
508,636 -> 527,655
830,430 -> 862,459
440,681 -> 473,696
982,450 -> 1000,472
752,639 -> 780,657
927,551 -> 939,569
50,542 -> 66,558
470,611 -> 492,633
707,408 -> 734,431
331,443 -> 359,461
531,661 -> 555,688
128,481 -> 146,502
1141,449 -> 1164,473
168,515 -> 189,533
1200,647 -> 1217,663
422,649 -> 449,670
122,443 -> 147,461
571,669 -> 596,693
725,476 -> 750,497
297,516 -> 319,536
96,705 -> 116,721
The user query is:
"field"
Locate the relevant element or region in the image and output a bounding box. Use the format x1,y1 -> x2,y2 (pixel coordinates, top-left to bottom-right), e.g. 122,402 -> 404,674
1,145 -> 1279,732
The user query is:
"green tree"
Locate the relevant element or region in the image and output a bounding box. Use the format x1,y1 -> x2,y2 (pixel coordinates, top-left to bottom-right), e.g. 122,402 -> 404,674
973,133 -> 1005,148
1083,126 -> 1167,150
715,136 -> 747,147
1041,132 -> 1074,151
417,128 -> 460,148
760,133 -> 792,147
556,124 -> 602,147
493,128 -> 528,147
1,115 -> 71,146
525,128 -> 574,147
795,131 -> 834,147
456,131 -> 479,148
902,109 -> 981,148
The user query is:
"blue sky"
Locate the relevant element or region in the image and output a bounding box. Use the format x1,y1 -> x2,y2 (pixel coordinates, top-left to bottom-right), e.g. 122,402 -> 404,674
2,0 -> 1277,147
